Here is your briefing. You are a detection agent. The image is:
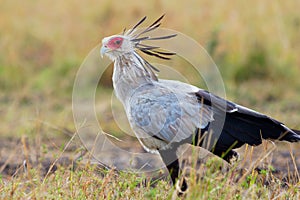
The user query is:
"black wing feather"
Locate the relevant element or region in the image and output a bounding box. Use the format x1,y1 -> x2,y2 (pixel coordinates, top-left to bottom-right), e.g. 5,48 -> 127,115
195,90 -> 300,152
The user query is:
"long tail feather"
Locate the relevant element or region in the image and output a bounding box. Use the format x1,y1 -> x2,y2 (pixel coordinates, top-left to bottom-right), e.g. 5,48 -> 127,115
292,129 -> 300,135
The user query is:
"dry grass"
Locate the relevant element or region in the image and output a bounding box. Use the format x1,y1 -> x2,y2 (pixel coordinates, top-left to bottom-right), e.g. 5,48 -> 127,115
1,0 -> 300,199
0,135 -> 299,199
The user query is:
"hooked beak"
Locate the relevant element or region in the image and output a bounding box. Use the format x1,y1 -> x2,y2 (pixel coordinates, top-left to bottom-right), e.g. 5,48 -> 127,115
100,45 -> 110,58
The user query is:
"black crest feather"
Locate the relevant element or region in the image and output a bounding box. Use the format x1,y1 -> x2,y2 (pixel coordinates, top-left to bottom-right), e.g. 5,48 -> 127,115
124,15 -> 177,60
121,15 -> 177,81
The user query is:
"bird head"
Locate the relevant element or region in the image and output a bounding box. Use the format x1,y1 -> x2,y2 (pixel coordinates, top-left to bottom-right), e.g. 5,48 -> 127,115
100,35 -> 133,60
100,15 -> 177,62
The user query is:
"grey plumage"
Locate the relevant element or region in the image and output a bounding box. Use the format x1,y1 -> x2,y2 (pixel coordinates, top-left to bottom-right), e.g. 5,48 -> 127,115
128,81 -> 213,152
100,15 -> 300,191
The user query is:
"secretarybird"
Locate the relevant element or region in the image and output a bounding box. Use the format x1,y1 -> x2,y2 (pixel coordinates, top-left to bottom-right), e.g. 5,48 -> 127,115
100,15 -> 300,190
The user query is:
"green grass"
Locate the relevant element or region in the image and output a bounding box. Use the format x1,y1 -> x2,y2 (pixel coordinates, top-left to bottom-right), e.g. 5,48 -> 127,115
0,165 -> 171,199
0,0 -> 300,199
1,143 -> 299,199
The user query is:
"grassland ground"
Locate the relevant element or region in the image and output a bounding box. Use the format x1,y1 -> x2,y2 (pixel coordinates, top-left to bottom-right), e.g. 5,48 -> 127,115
1,0 -> 300,199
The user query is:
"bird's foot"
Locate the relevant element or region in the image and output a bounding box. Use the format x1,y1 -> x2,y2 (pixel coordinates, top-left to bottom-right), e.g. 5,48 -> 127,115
175,177 -> 188,196
227,150 -> 240,164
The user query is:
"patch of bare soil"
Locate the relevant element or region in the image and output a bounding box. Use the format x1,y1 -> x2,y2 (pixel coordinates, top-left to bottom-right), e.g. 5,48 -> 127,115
0,135 -> 299,185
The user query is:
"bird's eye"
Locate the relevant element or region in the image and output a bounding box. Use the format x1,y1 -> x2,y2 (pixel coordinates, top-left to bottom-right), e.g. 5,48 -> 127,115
107,37 -> 123,49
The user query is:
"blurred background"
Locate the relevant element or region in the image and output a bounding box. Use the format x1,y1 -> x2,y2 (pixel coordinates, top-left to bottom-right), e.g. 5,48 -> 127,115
1,0 -> 300,166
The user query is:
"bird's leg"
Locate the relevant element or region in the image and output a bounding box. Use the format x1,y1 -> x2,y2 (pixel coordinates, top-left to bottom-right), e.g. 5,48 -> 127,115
159,145 -> 188,192
159,151 -> 180,184
213,149 -> 240,163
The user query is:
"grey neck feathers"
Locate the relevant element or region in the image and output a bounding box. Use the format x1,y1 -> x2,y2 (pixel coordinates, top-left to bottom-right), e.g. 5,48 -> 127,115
112,52 -> 157,105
